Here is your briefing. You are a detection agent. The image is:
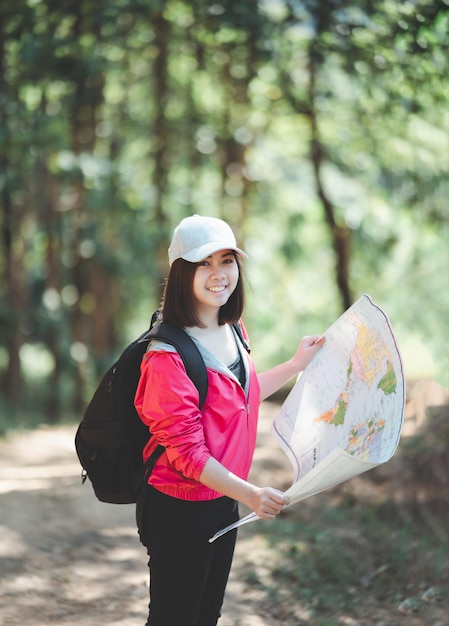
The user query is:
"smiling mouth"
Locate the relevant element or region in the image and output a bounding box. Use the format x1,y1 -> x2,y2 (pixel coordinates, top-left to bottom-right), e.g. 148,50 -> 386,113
207,286 -> 227,293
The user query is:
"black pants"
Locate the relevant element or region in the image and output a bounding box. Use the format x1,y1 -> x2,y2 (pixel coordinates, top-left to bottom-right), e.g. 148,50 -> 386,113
137,485 -> 239,626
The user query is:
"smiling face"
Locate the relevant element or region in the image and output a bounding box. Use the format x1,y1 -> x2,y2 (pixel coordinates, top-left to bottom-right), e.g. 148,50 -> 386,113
192,249 -> 240,318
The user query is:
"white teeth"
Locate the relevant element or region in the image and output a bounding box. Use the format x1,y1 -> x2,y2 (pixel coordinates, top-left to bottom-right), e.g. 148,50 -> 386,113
208,286 -> 226,292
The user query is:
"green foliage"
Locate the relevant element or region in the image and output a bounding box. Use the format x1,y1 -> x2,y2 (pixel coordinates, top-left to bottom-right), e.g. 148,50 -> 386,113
241,401 -> 449,625
0,0 -> 448,422
252,477 -> 448,623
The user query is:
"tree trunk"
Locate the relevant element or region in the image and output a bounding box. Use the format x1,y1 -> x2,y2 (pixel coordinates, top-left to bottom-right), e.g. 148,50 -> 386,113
308,45 -> 352,311
68,5 -> 106,412
0,18 -> 24,407
152,12 -> 171,298
34,151 -> 63,421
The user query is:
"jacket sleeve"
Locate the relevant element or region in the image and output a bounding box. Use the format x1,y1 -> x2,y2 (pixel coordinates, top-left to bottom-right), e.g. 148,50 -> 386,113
134,349 -> 211,481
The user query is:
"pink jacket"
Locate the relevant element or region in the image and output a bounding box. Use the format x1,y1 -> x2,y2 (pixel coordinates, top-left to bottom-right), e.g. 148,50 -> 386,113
134,326 -> 260,501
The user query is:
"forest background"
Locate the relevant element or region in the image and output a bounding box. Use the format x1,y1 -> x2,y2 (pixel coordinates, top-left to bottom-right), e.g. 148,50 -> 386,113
1,3 -> 449,624
0,0 -> 448,429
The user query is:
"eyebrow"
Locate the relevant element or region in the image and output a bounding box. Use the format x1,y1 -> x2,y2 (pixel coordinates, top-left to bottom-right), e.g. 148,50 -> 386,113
204,250 -> 234,260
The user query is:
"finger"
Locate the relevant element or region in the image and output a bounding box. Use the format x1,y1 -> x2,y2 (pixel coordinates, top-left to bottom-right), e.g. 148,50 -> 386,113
303,335 -> 324,349
260,512 -> 276,520
270,491 -> 290,506
266,500 -> 287,515
262,509 -> 277,518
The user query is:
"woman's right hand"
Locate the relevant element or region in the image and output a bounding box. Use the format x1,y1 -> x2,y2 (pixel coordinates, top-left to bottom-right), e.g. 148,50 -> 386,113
199,457 -> 290,518
249,487 -> 290,520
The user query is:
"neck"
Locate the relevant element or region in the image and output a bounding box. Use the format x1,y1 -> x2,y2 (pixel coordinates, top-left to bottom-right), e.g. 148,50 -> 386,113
195,307 -> 220,330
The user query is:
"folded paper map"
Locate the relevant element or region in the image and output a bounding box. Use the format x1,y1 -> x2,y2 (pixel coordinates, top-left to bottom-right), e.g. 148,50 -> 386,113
209,294 -> 405,542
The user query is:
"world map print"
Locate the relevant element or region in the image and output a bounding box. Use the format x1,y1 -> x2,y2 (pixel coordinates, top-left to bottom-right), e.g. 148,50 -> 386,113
312,311 -> 398,461
209,295 -> 406,542
272,294 -> 405,480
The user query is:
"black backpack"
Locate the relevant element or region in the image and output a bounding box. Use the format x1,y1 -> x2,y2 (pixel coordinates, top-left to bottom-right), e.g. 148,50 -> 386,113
75,319 -> 250,505
75,320 -> 209,504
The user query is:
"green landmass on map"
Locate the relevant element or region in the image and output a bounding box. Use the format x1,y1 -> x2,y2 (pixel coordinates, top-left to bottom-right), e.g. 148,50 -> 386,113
377,360 -> 397,395
315,393 -> 348,426
332,400 -> 347,425
347,358 -> 353,379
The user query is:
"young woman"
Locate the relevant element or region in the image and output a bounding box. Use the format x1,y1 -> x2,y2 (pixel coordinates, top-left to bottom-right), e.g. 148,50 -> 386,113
134,215 -> 325,626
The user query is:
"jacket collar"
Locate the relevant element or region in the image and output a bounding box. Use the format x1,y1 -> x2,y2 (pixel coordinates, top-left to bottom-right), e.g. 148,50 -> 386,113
149,325 -> 250,397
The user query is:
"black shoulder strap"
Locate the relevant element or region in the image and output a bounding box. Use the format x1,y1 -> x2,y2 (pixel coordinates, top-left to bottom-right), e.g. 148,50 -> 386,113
141,317 -> 249,406
232,321 -> 251,354
137,318 -> 248,483
141,320 -> 209,409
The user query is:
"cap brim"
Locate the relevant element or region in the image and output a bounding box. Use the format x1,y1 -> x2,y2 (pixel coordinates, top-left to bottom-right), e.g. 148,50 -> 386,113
182,242 -> 248,263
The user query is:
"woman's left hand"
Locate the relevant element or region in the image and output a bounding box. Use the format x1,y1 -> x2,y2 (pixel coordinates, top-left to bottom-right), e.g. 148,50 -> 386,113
290,335 -> 325,373
257,334 -> 326,402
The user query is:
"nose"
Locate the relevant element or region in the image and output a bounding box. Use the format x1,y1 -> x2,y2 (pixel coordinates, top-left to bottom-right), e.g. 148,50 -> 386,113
210,263 -> 225,278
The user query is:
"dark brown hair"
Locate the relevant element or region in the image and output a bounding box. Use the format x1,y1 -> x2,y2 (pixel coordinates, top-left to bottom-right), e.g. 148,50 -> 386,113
161,256 -> 245,328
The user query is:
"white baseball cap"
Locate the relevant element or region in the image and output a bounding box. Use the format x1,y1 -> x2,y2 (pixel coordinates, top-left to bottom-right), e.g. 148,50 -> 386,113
168,215 -> 248,266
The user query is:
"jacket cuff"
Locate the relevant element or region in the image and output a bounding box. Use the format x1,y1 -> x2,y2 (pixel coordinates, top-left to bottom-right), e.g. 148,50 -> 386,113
192,450 -> 212,482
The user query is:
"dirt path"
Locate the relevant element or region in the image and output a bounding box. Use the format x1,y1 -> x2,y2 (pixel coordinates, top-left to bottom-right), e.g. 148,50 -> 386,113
0,385 -> 447,626
0,402 -> 292,626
